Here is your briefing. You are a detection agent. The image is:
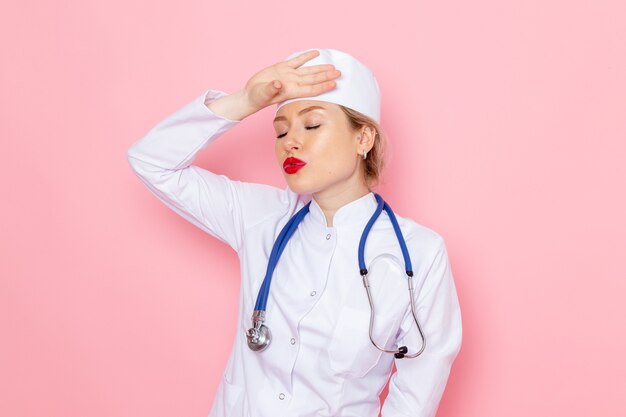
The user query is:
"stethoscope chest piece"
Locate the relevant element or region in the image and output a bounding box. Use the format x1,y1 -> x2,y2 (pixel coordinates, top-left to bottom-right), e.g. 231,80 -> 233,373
246,310 -> 271,352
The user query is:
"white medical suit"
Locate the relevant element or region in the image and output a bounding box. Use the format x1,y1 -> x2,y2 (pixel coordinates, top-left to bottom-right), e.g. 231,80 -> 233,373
126,89 -> 463,417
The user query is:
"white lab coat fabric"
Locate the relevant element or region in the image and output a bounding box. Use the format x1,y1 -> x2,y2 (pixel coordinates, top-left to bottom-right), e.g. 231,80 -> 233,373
127,89 -> 463,417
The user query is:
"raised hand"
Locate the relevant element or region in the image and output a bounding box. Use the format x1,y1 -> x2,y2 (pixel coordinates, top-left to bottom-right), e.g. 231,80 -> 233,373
207,50 -> 341,121
243,49 -> 341,111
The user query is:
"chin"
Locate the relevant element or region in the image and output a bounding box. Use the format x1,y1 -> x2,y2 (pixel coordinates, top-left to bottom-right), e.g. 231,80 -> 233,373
285,179 -> 320,195
287,184 -> 313,195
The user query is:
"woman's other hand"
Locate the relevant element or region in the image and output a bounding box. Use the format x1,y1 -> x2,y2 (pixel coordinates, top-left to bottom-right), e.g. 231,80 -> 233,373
207,49 -> 341,121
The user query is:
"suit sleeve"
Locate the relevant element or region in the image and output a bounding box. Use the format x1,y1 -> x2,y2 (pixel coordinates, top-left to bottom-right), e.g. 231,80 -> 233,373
126,89 -> 290,252
381,236 -> 463,417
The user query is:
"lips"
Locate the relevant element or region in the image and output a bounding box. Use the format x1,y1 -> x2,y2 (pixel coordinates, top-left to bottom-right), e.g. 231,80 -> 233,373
283,157 -> 307,174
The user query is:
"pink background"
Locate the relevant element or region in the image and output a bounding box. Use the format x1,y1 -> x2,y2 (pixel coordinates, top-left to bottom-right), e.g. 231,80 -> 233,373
2,0 -> 625,416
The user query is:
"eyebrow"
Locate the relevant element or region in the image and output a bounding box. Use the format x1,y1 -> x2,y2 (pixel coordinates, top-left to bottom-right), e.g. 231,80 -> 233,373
273,106 -> 326,123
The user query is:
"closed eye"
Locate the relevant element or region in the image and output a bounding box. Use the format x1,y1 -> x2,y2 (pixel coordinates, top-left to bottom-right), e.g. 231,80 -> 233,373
276,125 -> 321,139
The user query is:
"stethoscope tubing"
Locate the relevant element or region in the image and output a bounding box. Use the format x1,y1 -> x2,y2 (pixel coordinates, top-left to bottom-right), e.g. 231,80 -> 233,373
358,194 -> 425,358
247,193 -> 426,358
255,202 -> 311,311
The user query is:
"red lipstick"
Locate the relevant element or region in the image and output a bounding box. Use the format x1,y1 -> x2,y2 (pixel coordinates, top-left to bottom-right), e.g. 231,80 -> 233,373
283,157 -> 307,174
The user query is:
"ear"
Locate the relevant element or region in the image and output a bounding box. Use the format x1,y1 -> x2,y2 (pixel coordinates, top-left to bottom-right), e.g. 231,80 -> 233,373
357,125 -> 376,153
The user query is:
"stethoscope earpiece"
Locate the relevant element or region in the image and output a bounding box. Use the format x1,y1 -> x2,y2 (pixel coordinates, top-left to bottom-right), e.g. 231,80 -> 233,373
394,346 -> 409,359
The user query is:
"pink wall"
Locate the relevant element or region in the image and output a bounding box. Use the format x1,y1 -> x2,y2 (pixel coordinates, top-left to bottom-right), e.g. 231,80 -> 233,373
2,1 -> 625,416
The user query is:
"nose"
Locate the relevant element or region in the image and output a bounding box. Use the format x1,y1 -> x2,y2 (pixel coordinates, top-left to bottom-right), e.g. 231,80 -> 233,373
281,131 -> 301,152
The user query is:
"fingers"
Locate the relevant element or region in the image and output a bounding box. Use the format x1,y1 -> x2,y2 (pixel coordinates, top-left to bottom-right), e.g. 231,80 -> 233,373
285,49 -> 320,68
303,80 -> 337,97
292,67 -> 340,99
275,50 -> 341,100
298,69 -> 341,86
296,64 -> 336,75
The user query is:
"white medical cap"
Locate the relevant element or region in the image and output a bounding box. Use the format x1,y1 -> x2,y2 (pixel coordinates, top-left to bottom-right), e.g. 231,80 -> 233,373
275,48 -> 381,124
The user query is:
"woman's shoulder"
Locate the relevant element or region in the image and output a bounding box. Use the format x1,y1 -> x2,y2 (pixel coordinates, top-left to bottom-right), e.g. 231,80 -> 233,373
234,182 -> 310,231
392,211 -> 448,254
388,213 -> 454,281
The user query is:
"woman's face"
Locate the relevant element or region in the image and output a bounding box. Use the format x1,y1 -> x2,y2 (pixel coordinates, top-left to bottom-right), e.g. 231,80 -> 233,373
273,100 -> 365,196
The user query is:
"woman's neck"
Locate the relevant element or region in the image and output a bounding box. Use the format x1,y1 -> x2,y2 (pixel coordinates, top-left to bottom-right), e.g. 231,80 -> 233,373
312,184 -> 370,227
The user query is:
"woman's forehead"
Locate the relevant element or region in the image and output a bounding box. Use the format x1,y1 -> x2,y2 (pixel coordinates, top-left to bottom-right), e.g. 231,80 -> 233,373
276,100 -> 339,117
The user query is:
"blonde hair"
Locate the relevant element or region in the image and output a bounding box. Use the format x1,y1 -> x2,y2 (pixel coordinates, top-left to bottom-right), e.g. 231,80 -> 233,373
339,105 -> 387,190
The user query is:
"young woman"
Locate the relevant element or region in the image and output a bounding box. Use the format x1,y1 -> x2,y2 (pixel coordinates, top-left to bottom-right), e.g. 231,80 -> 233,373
127,48 -> 462,417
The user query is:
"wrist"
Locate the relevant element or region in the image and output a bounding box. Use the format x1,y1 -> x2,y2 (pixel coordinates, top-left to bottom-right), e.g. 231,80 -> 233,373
232,89 -> 259,119
206,89 -> 256,122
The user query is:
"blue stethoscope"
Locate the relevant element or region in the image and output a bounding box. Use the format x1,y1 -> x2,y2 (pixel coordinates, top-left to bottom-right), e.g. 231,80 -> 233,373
245,193 -> 426,359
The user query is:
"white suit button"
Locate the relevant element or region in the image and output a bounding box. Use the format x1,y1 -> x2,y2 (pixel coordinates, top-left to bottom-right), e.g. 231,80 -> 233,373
310,291 -> 317,296
326,233 -> 331,240
290,338 -> 296,345
279,393 -> 285,400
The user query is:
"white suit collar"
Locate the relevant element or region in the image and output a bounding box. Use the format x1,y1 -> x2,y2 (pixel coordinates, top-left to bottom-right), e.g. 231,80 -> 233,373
306,191 -> 379,228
